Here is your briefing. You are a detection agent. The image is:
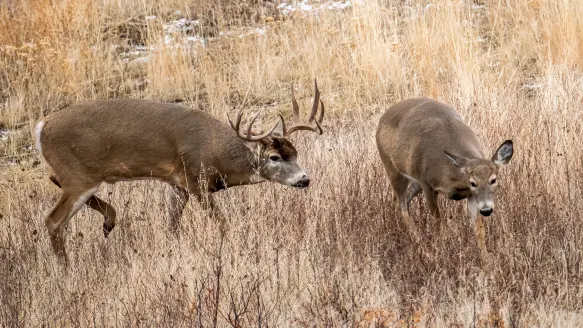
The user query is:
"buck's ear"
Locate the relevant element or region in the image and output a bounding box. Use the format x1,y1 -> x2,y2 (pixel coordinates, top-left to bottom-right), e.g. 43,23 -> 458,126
444,150 -> 468,168
492,140 -> 513,167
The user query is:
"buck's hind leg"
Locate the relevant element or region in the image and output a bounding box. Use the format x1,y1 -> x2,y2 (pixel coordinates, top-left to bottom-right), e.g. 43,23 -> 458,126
86,196 -> 117,237
44,184 -> 99,264
51,175 -> 115,238
168,185 -> 189,233
406,181 -> 422,204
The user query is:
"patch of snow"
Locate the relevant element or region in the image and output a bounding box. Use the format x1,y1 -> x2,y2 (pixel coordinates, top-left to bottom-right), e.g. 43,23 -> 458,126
279,0 -> 353,16
164,18 -> 198,33
239,28 -> 267,38
326,1 -> 352,10
132,57 -> 149,63
522,83 -> 544,91
121,1 -> 354,63
299,3 -> 313,12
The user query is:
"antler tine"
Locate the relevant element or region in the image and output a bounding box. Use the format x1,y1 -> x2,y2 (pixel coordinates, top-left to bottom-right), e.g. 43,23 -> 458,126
284,79 -> 325,136
228,87 -> 252,137
227,108 -> 245,137
308,78 -> 320,122
291,82 -> 300,122
227,87 -> 281,141
318,99 -> 325,124
243,113 -> 282,141
278,113 -> 287,136
246,107 -> 264,139
227,113 -> 236,130
311,99 -> 324,135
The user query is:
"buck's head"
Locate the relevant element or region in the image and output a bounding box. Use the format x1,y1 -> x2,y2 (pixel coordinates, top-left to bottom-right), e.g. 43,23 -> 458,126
228,80 -> 324,189
445,140 -> 513,218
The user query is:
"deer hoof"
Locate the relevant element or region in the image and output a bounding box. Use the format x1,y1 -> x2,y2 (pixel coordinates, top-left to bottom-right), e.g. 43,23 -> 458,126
103,222 -> 114,238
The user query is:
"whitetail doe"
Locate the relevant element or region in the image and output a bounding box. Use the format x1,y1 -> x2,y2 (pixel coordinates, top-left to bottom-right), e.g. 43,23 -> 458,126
36,80 -> 325,262
376,97 -> 513,256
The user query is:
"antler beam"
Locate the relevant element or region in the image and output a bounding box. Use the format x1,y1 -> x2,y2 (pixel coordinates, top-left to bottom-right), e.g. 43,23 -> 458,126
284,79 -> 325,136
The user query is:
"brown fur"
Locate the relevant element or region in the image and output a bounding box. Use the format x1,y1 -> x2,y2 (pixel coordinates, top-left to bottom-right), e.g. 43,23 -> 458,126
376,97 -> 513,257
38,98 -> 314,263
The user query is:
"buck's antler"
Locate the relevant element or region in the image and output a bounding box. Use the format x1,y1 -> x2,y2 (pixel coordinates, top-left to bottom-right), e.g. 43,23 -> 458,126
228,105 -> 284,142
282,79 -> 325,136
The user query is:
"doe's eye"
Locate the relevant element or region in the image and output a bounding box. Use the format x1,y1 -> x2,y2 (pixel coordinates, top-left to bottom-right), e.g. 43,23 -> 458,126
490,178 -> 497,184
269,155 -> 281,162
470,181 -> 477,188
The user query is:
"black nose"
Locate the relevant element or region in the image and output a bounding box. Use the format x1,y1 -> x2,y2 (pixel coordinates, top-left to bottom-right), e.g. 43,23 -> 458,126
480,208 -> 493,216
293,175 -> 310,188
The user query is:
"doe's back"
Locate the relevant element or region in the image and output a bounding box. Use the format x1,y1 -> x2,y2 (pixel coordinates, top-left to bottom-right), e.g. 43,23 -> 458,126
376,97 -> 484,180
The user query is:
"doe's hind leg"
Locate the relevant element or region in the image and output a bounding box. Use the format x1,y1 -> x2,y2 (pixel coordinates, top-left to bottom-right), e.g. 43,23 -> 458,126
390,174 -> 421,243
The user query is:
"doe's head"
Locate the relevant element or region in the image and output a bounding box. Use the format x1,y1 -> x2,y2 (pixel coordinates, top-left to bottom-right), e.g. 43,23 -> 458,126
445,140 -> 514,217
228,79 -> 325,189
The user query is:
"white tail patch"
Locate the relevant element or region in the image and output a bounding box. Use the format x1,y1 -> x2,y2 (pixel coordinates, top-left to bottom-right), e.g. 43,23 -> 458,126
35,120 -> 45,156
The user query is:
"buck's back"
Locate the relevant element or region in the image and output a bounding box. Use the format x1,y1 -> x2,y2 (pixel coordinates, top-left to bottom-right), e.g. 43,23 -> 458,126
39,99 -> 232,178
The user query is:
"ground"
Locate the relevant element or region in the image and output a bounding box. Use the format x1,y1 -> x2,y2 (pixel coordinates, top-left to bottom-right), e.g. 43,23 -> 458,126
1,0 -> 583,326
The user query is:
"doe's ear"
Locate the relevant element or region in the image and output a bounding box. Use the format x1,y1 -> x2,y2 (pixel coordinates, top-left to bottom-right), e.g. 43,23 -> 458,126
444,150 -> 468,168
492,140 -> 513,167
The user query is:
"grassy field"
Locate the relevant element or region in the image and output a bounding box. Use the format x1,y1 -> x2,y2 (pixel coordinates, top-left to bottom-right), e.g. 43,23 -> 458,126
1,0 -> 583,326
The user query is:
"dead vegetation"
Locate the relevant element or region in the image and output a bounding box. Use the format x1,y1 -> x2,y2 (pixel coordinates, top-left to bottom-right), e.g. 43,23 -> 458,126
1,0 -> 583,326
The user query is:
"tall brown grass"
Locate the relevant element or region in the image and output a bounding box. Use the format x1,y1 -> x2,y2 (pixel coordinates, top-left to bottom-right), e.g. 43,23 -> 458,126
1,0 -> 583,326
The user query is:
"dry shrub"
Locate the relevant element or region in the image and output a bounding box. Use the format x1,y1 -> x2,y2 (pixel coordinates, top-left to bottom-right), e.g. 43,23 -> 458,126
2,0 -> 583,326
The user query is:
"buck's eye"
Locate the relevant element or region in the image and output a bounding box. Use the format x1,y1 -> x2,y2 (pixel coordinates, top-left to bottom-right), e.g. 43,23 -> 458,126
490,178 -> 497,185
269,155 -> 281,162
470,181 -> 477,188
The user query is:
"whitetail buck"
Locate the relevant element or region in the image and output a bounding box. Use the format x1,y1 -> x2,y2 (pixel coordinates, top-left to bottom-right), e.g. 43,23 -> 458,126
376,97 -> 513,256
36,80 -> 325,262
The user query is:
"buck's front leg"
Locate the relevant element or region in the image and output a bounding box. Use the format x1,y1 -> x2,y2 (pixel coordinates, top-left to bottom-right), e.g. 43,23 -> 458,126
190,176 -> 227,234
194,191 -> 228,235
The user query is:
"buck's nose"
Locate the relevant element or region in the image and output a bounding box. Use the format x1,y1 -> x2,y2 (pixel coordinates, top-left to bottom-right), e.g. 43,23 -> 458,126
293,175 -> 310,188
480,207 -> 493,216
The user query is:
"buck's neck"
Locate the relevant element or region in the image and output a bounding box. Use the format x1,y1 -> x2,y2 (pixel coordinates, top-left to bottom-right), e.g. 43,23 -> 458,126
216,139 -> 266,189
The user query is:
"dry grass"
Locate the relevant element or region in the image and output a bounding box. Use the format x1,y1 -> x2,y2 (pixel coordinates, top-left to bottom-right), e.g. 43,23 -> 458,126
1,0 -> 583,326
